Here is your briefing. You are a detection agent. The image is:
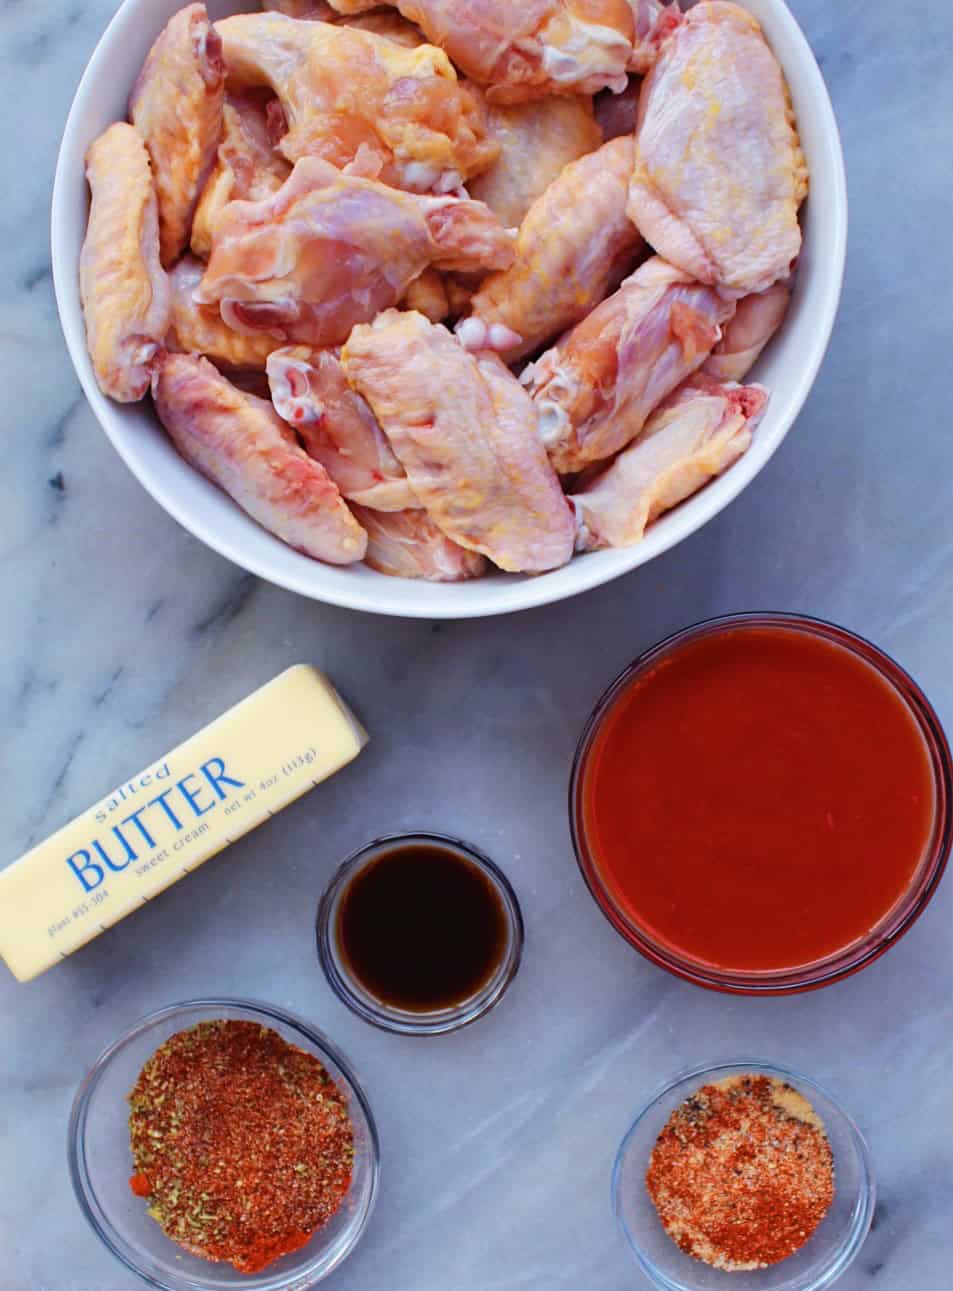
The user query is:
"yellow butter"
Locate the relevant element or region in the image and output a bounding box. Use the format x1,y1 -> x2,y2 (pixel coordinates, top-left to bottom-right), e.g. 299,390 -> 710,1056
0,665 -> 367,983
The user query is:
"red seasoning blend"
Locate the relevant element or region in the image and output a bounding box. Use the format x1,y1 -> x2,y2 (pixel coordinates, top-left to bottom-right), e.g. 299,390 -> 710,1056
128,1020 -> 354,1273
646,1074 -> 834,1271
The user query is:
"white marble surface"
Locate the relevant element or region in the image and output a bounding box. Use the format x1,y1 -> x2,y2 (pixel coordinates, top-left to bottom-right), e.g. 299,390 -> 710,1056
1,2 -> 952,1288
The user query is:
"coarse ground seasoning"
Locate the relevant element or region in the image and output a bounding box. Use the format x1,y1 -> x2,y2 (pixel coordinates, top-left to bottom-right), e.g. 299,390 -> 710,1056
128,1019 -> 354,1274
645,1074 -> 835,1271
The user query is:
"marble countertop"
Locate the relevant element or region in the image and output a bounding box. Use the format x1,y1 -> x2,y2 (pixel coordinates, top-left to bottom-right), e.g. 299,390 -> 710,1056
1,2 -> 952,1288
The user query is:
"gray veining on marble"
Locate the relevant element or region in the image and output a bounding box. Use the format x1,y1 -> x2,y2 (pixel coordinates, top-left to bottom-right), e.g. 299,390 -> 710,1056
1,2 -> 952,1288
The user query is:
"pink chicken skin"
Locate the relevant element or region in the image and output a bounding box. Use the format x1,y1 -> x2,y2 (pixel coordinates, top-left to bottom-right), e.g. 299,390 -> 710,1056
571,376 -> 767,548
627,2 -> 808,296
352,505 -> 487,581
168,256 -> 278,370
129,3 -> 225,268
266,346 -> 415,511
342,310 -> 575,573
464,136 -> 645,363
524,256 -> 736,474
214,12 -> 497,193
194,158 -> 515,348
80,124 -> 171,403
702,282 -> 792,383
191,91 -> 292,259
152,353 -> 367,564
327,0 -> 634,103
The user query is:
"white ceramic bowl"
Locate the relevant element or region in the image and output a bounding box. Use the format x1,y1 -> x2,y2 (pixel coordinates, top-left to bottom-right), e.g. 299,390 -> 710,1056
51,0 -> 847,619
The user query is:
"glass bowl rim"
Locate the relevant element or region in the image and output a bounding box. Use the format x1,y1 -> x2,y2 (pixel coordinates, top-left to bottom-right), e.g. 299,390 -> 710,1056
612,1057 -> 876,1291
570,610 -> 953,995
316,830 -> 524,1036
67,996 -> 381,1291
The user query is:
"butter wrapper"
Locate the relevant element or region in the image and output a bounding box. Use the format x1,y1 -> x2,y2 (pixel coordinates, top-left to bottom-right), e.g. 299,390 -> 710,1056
0,665 -> 366,982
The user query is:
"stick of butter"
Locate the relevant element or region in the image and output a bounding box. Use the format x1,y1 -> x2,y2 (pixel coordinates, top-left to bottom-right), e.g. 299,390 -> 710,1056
0,665 -> 367,983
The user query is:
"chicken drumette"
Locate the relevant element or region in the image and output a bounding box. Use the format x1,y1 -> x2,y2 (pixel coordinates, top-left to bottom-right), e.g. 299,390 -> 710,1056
215,12 -> 497,193
463,136 -> 646,363
195,158 -> 514,348
524,256 -> 736,474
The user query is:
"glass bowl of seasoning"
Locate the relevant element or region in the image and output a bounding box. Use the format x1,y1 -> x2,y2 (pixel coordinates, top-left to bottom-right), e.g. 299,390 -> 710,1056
613,1060 -> 875,1291
68,998 -> 379,1291
317,832 -> 524,1035
571,612 -> 953,994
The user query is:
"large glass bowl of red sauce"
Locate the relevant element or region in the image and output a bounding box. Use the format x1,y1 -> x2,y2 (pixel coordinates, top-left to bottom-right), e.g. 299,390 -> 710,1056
571,613 -> 952,994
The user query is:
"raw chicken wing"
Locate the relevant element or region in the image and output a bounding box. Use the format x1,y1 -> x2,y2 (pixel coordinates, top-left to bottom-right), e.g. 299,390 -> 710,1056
464,137 -> 645,363
342,311 -> 575,572
626,0 -> 680,71
152,352 -> 366,563
80,124 -> 171,403
352,505 -> 487,580
328,0 -> 635,102
702,282 -> 791,382
468,96 -> 602,229
336,11 -> 425,45
129,3 -> 225,267
191,92 -> 291,258
195,158 -> 514,347
627,2 -> 808,295
524,256 -> 735,473
168,256 -> 278,369
571,377 -> 766,548
215,12 -> 497,192
266,346 -> 415,510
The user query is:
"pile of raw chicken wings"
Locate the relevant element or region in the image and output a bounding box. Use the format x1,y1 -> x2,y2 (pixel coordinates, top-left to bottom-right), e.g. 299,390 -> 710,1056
80,0 -> 807,581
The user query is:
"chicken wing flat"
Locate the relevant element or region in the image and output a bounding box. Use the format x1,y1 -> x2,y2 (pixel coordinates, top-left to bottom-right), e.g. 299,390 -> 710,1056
465,136 -> 645,363
342,311 -> 575,572
215,12 -> 497,193
352,504 -> 487,580
328,0 -> 635,102
191,91 -> 291,258
152,352 -> 366,563
572,377 -> 766,548
524,256 -> 736,474
266,345 -> 415,511
627,2 -> 808,295
702,282 -> 791,383
129,3 -> 225,267
80,123 -> 171,403
468,95 -> 602,230
168,256 -> 278,369
194,158 -> 514,347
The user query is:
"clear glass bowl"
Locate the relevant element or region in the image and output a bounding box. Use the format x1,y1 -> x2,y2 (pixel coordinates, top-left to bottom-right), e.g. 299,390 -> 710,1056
571,612 -> 953,994
613,1061 -> 875,1291
316,832 -> 524,1035
68,998 -> 380,1291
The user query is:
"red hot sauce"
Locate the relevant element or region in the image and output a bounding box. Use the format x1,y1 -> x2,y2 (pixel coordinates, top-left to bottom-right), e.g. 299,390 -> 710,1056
577,621 -> 941,976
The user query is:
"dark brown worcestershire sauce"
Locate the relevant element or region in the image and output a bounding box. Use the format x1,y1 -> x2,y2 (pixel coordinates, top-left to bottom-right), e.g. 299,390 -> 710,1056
336,842 -> 509,1011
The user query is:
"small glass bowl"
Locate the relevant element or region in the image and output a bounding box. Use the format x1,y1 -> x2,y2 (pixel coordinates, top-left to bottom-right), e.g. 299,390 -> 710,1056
571,612 -> 953,994
68,998 -> 380,1291
317,832 -> 524,1036
613,1060 -> 875,1291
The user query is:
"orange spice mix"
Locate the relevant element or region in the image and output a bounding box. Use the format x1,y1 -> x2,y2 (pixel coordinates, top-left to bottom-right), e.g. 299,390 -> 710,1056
128,1020 -> 353,1274
646,1074 -> 835,1271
